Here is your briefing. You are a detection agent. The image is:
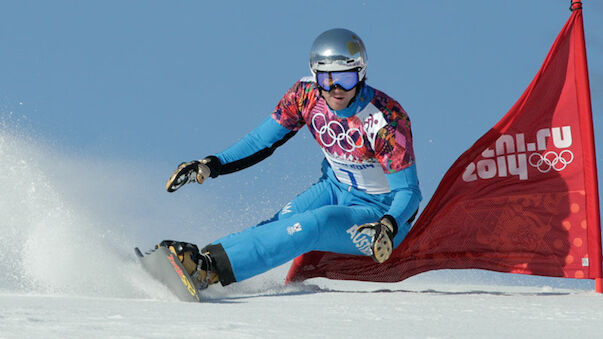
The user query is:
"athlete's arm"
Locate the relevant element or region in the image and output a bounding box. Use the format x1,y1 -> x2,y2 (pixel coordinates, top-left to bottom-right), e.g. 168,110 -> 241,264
166,111 -> 297,192
204,80 -> 310,178
370,95 -> 421,229
384,164 -> 422,227
356,165 -> 421,263
208,117 -> 297,176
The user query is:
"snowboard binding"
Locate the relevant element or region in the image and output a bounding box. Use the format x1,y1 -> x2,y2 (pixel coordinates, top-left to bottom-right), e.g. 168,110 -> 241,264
157,240 -> 219,290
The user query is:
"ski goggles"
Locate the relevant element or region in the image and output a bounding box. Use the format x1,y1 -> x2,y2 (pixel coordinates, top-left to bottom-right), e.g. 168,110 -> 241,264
316,70 -> 359,92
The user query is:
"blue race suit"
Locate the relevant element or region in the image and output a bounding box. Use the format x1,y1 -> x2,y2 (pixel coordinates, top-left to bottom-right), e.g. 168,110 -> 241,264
203,78 -> 421,285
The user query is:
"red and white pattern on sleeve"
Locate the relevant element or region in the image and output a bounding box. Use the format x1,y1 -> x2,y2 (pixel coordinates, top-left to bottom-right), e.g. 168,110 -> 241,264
371,90 -> 416,173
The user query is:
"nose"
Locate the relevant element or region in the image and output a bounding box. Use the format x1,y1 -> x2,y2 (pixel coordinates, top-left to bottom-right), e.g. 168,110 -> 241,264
330,85 -> 346,94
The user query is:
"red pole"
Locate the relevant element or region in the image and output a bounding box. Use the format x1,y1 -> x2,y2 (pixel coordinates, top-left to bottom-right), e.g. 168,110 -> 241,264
570,0 -> 582,11
570,0 -> 603,293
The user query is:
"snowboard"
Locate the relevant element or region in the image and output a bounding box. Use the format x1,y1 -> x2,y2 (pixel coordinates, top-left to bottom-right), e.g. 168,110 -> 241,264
135,246 -> 201,302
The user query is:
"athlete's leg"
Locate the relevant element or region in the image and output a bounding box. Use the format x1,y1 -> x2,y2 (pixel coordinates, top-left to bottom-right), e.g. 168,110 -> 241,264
256,176 -> 337,226
210,204 -> 384,283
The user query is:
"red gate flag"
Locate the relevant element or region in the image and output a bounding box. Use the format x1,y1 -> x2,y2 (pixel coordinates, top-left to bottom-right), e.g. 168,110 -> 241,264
286,5 -> 602,288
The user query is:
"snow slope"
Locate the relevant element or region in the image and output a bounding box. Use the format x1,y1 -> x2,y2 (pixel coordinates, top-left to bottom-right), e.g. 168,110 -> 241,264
2,282 -> 603,339
1,121 -> 602,339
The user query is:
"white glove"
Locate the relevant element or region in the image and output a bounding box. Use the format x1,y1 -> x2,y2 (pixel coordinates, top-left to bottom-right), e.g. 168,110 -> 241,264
165,159 -> 212,192
356,216 -> 398,263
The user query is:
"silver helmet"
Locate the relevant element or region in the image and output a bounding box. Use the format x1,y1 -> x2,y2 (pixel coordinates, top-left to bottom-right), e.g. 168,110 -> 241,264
309,28 -> 368,82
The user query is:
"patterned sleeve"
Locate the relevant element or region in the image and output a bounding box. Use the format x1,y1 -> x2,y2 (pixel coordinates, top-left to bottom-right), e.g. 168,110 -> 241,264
271,80 -> 317,131
372,92 -> 416,174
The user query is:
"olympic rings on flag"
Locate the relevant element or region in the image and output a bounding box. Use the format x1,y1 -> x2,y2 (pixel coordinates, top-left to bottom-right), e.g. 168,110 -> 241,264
528,150 -> 574,173
311,113 -> 364,152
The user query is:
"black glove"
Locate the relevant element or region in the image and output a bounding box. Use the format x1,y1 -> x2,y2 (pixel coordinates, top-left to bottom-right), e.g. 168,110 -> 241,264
356,215 -> 398,264
165,156 -> 220,192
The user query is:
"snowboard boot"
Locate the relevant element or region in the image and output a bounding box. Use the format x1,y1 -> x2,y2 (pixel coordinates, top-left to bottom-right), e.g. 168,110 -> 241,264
158,240 -> 220,290
191,251 -> 220,290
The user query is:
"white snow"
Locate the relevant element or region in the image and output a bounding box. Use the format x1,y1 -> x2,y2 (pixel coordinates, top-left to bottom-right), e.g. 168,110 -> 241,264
2,280 -> 603,339
2,122 -> 603,339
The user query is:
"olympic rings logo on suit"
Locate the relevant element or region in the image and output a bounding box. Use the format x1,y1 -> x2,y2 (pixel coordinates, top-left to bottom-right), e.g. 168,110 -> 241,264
311,113 -> 364,152
528,150 -> 574,173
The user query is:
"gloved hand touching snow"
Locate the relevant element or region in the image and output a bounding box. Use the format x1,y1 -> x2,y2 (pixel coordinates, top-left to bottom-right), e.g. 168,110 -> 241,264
357,215 -> 398,263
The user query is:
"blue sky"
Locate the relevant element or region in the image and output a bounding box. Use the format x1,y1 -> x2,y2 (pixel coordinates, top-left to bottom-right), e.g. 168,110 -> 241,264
1,1 -> 602,241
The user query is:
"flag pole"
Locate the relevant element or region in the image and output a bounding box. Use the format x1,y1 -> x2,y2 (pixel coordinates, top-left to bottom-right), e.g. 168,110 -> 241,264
570,0 -> 603,293
570,0 -> 582,11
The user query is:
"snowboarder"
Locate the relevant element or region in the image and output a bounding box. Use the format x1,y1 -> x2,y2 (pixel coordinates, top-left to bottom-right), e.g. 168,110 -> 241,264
162,28 -> 422,290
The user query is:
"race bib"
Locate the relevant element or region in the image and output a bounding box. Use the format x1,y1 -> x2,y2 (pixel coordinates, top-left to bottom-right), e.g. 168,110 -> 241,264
323,151 -> 390,194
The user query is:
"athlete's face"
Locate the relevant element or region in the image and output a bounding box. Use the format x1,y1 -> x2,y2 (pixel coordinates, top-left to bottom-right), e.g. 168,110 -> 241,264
322,86 -> 357,111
